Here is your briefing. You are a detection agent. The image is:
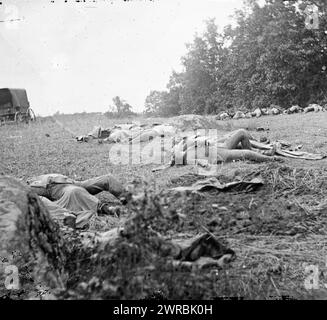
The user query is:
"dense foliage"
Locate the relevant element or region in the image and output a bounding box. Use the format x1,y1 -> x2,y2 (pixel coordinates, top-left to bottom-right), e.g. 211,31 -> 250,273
144,0 -> 327,116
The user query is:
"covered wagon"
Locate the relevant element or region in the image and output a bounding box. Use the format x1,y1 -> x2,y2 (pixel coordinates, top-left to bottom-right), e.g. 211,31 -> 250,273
0,88 -> 35,124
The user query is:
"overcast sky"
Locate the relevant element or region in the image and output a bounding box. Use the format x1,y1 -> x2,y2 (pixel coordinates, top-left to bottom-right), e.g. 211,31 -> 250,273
0,0 -> 244,116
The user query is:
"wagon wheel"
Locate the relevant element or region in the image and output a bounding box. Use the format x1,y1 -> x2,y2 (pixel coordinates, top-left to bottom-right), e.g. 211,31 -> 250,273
14,112 -> 24,123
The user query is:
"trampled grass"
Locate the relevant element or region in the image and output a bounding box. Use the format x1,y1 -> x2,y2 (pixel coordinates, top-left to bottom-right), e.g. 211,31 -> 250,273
1,112 -> 327,299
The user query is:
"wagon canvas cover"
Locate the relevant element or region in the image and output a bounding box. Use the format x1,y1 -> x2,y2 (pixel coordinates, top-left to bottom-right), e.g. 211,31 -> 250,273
0,88 -> 30,112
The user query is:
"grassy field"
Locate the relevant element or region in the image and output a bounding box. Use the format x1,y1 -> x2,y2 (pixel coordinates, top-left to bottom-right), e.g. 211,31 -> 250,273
1,112 -> 327,299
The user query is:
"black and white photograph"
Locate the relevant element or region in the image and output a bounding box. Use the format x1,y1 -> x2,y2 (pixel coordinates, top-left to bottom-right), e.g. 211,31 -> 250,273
0,0 -> 327,304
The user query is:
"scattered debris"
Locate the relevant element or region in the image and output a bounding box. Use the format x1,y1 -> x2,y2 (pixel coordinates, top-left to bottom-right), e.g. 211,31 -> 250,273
170,177 -> 264,193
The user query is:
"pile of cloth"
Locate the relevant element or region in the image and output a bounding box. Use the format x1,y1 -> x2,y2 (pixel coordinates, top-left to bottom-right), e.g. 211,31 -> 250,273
249,139 -> 326,160
170,176 -> 264,193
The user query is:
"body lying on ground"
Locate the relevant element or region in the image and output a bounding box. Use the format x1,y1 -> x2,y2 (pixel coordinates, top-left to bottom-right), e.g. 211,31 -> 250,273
1,175 -> 235,274
233,111 -> 246,119
252,108 -> 262,117
170,129 -> 280,166
104,124 -> 177,144
148,129 -> 325,172
77,124 -> 178,144
288,105 -> 302,114
267,107 -> 281,115
27,173 -> 126,228
78,125 -> 325,168
304,104 -> 325,113
94,226 -> 236,269
217,112 -> 230,120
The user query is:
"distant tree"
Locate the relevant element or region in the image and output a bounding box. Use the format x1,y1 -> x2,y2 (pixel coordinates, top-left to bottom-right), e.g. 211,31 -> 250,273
144,90 -> 166,115
112,96 -> 123,113
144,18 -> 228,116
164,72 -> 183,116
145,0 -> 327,115
144,86 -> 182,117
179,18 -> 228,114
105,96 -> 135,118
112,96 -> 133,114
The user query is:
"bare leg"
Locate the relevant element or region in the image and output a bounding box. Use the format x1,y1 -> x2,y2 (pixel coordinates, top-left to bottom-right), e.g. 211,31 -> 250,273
171,129 -> 274,165
209,147 -> 275,163
223,129 -> 252,150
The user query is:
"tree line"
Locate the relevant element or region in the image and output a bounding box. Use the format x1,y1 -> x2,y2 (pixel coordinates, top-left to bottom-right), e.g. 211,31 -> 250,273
144,0 -> 327,116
